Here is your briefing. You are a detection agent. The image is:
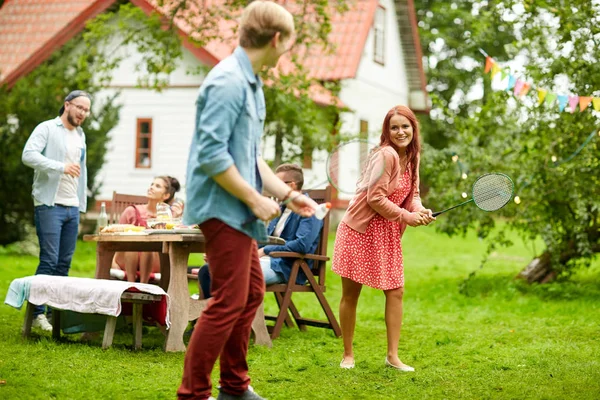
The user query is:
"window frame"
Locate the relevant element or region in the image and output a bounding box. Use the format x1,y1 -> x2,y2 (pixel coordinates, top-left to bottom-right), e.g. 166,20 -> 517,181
135,118 -> 153,169
373,5 -> 386,65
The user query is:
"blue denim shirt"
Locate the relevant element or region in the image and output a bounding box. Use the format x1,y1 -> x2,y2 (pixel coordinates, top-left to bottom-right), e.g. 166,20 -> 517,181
184,47 -> 267,242
21,117 -> 87,212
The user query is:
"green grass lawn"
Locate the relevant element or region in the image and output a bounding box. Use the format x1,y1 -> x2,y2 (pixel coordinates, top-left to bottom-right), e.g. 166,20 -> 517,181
1,226 -> 599,399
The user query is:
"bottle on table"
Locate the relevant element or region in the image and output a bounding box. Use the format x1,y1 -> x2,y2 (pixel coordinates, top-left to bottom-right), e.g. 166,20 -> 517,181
97,202 -> 108,233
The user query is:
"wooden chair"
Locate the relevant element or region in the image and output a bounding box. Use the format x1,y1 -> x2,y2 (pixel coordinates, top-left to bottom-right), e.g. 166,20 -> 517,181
264,185 -> 342,339
109,191 -> 148,225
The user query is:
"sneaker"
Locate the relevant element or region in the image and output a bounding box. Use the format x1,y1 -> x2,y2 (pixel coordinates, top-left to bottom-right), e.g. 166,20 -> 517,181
217,389 -> 265,400
32,314 -> 52,331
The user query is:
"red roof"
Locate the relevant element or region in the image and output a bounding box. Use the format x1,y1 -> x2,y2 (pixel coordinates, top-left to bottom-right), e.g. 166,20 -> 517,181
303,0 -> 379,80
0,0 -> 114,87
0,0 -> 425,106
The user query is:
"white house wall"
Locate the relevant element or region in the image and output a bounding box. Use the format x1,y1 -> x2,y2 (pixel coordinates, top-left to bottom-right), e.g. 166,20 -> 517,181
95,44 -> 205,202
340,0 -> 410,140
306,0 -> 411,200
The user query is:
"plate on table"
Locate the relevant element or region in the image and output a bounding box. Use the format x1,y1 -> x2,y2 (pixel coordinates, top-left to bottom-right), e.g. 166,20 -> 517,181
145,229 -> 178,234
172,228 -> 201,234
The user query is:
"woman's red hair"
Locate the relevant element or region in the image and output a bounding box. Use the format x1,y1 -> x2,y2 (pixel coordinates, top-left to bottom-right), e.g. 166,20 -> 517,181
379,105 -> 421,193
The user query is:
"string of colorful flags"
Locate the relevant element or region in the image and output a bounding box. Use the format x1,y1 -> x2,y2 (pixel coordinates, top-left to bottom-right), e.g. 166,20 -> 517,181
447,50 -> 600,205
480,48 -> 600,113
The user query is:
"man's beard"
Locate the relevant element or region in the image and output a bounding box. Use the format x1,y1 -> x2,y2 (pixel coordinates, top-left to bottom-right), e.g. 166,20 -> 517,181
67,112 -> 81,127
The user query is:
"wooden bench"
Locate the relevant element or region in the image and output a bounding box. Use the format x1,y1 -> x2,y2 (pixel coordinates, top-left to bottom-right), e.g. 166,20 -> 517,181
22,291 -> 164,350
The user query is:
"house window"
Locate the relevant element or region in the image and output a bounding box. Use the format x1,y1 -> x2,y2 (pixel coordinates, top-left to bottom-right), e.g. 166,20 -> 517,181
135,118 -> 152,168
359,119 -> 369,166
373,6 -> 386,65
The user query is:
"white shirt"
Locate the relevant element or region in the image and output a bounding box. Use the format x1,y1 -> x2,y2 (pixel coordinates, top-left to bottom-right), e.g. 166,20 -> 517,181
261,208 -> 292,263
273,208 -> 292,237
53,128 -> 83,207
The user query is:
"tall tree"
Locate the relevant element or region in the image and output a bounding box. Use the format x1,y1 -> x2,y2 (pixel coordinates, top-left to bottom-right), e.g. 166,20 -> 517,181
415,0 -> 600,281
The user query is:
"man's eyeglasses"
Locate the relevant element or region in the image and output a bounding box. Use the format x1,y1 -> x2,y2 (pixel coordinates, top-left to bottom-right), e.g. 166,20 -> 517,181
68,102 -> 91,116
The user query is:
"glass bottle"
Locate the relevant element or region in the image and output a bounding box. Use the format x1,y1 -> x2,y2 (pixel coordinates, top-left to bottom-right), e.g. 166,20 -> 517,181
97,202 -> 108,232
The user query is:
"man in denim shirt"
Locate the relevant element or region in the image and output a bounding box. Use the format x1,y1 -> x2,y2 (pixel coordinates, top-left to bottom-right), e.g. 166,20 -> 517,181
178,3 -> 317,400
21,90 -> 91,332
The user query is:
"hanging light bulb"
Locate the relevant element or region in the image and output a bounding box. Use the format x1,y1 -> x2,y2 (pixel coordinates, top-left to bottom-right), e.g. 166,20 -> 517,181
461,173 -> 468,180
462,192 -> 468,198
452,155 -> 459,163
514,196 -> 521,204
551,155 -> 557,163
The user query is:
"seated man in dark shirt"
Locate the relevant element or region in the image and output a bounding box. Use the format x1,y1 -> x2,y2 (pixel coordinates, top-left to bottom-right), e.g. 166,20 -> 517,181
197,163 -> 323,297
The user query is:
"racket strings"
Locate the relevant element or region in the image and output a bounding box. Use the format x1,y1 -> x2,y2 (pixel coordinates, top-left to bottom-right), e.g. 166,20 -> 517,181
472,175 -> 513,211
326,140 -> 383,194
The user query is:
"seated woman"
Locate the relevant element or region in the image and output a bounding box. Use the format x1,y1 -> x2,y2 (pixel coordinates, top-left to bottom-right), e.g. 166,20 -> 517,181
111,176 -> 182,283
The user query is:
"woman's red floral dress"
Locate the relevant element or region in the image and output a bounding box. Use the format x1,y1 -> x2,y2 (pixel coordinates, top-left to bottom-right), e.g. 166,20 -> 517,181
332,170 -> 411,290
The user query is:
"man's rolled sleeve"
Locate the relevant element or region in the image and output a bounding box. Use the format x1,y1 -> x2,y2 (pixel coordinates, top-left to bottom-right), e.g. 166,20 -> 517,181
196,74 -> 244,177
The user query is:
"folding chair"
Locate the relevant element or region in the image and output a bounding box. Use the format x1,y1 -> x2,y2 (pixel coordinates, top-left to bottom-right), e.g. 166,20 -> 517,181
109,191 -> 148,225
264,185 -> 342,339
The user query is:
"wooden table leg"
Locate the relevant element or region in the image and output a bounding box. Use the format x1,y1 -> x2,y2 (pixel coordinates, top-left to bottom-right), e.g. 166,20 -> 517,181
132,303 -> 143,350
52,310 -> 61,340
22,302 -> 34,338
95,242 -> 115,280
159,248 -> 170,292
164,242 -> 191,352
251,300 -> 272,348
103,316 -> 117,350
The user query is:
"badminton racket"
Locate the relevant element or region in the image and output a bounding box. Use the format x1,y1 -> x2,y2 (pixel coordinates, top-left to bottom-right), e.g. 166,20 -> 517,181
432,173 -> 514,217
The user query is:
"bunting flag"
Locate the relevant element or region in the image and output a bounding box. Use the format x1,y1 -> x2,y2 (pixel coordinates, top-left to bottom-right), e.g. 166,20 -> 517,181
537,89 -> 548,105
545,93 -> 557,106
557,95 -> 568,112
482,50 -> 600,116
506,75 -> 517,91
568,95 -> 579,113
513,80 -> 525,96
484,57 -> 494,74
579,96 -> 592,111
491,64 -> 501,79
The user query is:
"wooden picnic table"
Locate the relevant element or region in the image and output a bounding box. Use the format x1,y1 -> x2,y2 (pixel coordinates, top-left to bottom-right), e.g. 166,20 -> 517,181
83,232 -> 284,352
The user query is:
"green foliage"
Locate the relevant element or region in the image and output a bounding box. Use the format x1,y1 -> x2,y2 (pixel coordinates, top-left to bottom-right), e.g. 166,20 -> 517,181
416,0 -> 600,277
414,0 -> 518,148
81,2 -> 184,90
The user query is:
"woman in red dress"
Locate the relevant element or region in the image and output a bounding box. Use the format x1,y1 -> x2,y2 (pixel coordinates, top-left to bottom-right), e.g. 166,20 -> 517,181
332,106 -> 435,371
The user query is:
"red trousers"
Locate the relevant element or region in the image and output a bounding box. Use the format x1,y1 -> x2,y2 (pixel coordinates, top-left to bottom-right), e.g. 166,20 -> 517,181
178,219 -> 264,399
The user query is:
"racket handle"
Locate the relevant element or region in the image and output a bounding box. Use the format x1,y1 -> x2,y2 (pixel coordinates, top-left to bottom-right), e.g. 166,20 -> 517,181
432,211 -> 442,217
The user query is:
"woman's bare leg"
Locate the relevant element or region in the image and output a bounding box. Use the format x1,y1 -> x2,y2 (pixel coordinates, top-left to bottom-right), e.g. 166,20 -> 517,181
383,287 -> 411,368
138,252 -> 155,283
122,252 -> 140,282
339,277 -> 363,364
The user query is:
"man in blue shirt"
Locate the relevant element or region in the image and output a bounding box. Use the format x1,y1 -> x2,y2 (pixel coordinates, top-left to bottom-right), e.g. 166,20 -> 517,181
196,163 -> 323,298
21,90 -> 90,332
178,3 -> 317,400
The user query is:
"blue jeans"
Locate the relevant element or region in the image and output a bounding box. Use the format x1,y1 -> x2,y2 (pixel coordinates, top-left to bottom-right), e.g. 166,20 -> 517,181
260,258 -> 285,285
33,205 -> 80,316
